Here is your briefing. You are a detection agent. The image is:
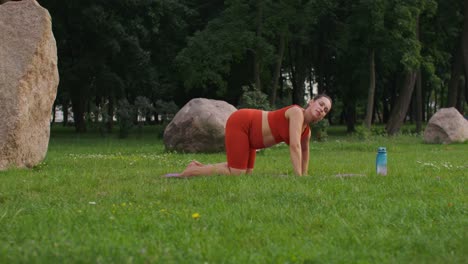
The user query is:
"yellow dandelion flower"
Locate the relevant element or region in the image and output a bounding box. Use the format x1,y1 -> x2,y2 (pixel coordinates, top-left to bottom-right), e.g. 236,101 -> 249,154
192,213 -> 200,219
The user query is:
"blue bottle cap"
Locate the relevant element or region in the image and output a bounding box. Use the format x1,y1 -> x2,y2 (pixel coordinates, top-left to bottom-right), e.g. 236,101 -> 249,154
378,147 -> 386,152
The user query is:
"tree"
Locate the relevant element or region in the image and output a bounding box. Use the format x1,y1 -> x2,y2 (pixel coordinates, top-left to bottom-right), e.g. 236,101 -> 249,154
341,0 -> 386,129
39,0 -> 466,134
462,0 -> 468,111
41,0 -> 192,132
178,0 -> 339,107
447,46 -> 464,107
364,49 -> 377,129
176,1 -> 257,100
385,2 -> 425,135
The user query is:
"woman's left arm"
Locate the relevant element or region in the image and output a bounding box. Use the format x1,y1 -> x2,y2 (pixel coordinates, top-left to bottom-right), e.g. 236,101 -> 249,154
301,129 -> 311,175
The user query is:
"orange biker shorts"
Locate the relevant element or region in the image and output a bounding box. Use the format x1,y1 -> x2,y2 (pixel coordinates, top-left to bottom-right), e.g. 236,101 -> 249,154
225,109 -> 265,170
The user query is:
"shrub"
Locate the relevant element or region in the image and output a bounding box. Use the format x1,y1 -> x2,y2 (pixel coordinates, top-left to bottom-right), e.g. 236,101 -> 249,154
311,119 -> 329,141
155,100 -> 179,123
355,125 -> 388,140
354,125 -> 372,140
116,99 -> 135,138
237,85 -> 271,110
135,96 -> 155,136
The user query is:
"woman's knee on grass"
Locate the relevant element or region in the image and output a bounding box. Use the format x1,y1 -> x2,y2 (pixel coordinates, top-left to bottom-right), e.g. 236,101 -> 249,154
180,163 -> 247,176
205,163 -> 247,176
219,163 -> 248,175
228,167 -> 247,175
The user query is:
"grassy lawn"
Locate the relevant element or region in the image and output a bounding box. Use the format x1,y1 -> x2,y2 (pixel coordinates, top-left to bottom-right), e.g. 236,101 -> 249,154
0,125 -> 466,263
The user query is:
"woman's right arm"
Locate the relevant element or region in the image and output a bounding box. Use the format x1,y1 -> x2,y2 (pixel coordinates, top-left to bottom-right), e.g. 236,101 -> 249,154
286,107 -> 304,176
301,129 -> 311,175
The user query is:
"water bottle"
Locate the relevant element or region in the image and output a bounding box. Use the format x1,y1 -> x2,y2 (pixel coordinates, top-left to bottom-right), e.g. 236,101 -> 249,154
376,147 -> 387,176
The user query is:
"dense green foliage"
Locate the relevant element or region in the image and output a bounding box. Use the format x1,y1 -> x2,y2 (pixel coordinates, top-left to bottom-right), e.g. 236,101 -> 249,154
0,126 -> 466,262
35,0 -> 467,134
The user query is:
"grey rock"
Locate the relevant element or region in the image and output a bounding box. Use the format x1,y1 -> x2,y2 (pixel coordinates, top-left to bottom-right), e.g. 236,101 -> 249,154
423,107 -> 468,144
164,98 -> 237,153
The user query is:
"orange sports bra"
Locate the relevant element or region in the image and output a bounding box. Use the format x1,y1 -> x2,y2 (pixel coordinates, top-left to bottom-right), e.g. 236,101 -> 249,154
267,105 -> 310,145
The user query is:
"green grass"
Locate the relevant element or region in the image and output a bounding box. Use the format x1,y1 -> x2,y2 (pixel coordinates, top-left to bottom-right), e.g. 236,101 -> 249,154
0,126 -> 466,263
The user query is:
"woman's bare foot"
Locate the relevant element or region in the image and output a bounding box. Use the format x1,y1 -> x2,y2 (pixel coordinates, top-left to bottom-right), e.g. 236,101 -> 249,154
187,160 -> 203,168
178,160 -> 205,177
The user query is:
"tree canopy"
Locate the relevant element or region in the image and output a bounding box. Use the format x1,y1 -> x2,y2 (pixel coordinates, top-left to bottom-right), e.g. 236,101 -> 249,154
36,0 -> 467,134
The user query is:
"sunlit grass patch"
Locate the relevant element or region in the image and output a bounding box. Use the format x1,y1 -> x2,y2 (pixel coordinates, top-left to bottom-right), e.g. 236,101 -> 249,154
0,126 -> 466,263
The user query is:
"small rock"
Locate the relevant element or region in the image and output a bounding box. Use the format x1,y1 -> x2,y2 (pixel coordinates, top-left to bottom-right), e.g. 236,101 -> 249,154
423,108 -> 468,144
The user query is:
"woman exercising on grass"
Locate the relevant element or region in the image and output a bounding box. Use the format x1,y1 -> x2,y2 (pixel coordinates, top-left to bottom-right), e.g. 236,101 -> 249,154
167,94 -> 332,177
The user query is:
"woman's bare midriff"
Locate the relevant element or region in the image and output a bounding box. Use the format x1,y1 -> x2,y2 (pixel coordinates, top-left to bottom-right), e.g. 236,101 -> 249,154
261,111 -> 277,147
261,108 -> 308,148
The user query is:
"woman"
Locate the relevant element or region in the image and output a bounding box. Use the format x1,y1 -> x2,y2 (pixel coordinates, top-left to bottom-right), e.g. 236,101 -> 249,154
167,94 -> 332,177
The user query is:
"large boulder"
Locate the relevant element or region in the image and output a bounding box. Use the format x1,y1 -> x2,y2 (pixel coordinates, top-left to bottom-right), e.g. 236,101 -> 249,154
0,0 -> 59,170
423,107 -> 468,144
164,98 -> 237,153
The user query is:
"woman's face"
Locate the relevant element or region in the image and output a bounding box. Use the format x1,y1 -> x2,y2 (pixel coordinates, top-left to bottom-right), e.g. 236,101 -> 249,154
308,97 -> 332,122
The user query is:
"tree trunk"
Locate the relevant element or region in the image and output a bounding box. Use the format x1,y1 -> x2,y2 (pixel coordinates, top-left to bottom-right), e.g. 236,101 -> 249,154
439,84 -> 445,109
51,101 -> 57,124
465,76 -> 468,105
386,13 -> 421,135
364,48 -> 376,129
462,0 -> 468,109
71,91 -> 87,133
292,73 -> 306,106
62,100 -> 69,126
288,44 -> 306,106
421,75 -> 427,121
456,77 -> 465,112
308,68 -> 314,97
253,0 -> 263,91
447,45 -> 463,107
315,31 -> 328,94
415,18 -> 423,133
409,93 -> 415,123
382,74 -> 396,123
345,102 -> 356,133
386,71 -> 417,135
425,77 -> 434,120
296,51 -> 307,105
382,90 -> 390,123
269,32 -> 285,106
107,96 -> 114,133
415,70 -> 423,133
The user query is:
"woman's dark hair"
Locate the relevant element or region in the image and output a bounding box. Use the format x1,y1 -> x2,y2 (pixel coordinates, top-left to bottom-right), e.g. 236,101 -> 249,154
314,94 -> 332,105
